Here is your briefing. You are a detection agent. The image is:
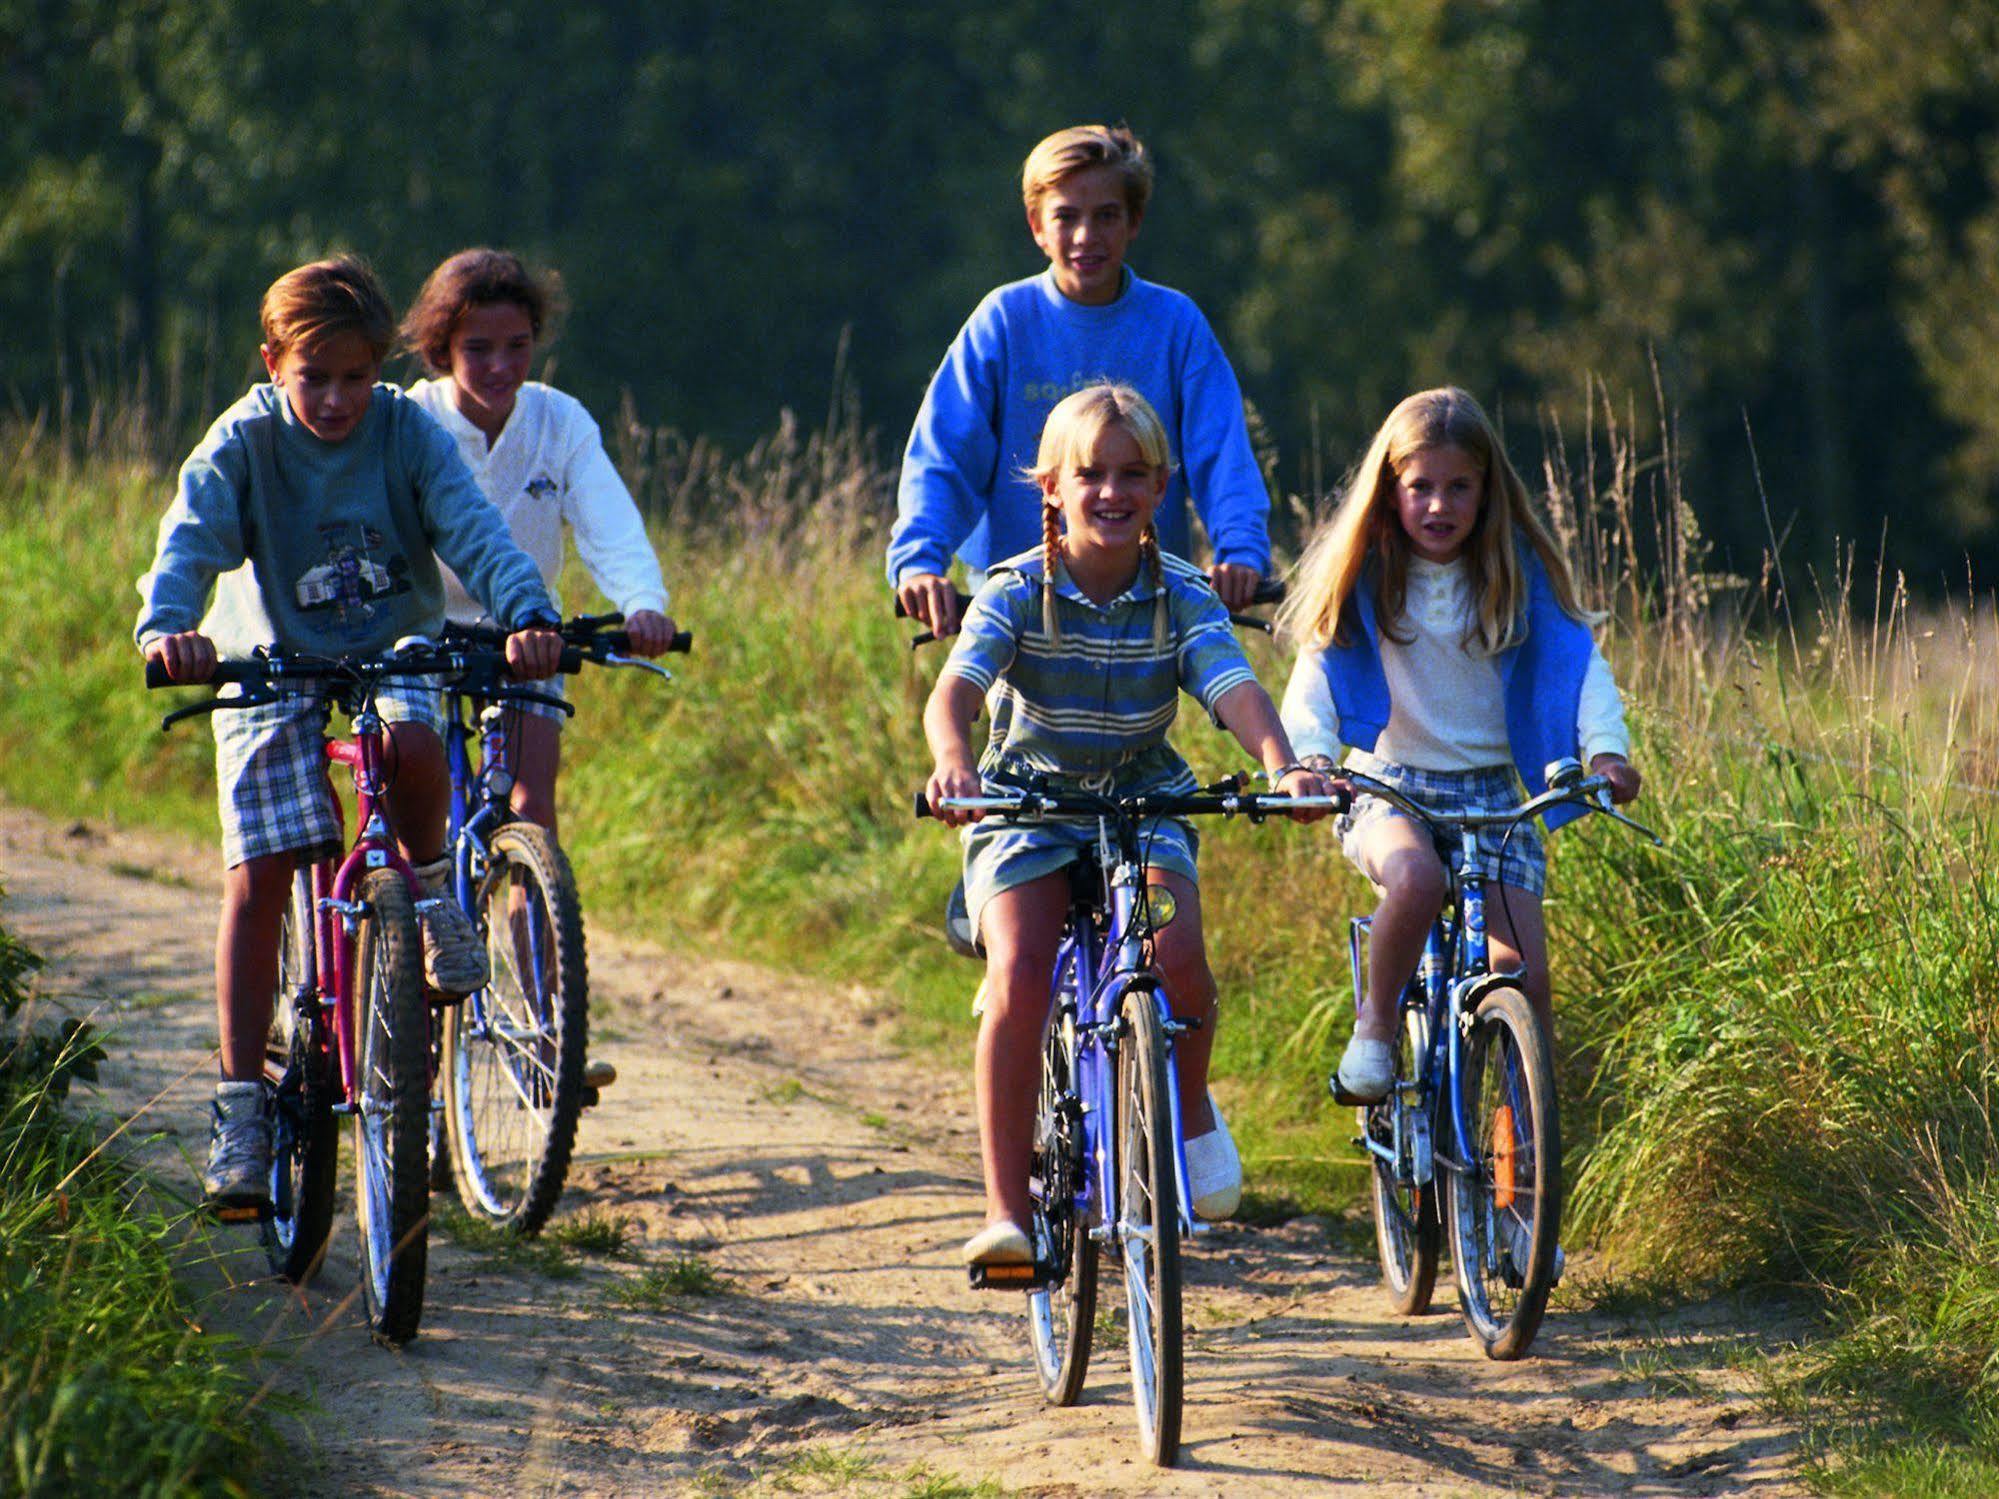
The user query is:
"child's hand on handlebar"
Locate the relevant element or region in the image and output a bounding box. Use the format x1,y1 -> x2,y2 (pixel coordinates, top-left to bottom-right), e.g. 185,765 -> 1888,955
143,630 -> 217,684
623,609 -> 678,656
898,573 -> 964,638
1274,766 -> 1337,823
1589,753 -> 1642,804
926,759 -> 984,826
505,626 -> 563,680
1208,562 -> 1260,611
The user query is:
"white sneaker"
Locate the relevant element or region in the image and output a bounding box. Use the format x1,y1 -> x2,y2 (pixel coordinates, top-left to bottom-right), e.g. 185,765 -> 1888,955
414,857 -> 489,997
1185,1094 -> 1242,1220
203,1080 -> 272,1217
1334,1036 -> 1395,1103
962,1219 -> 1032,1266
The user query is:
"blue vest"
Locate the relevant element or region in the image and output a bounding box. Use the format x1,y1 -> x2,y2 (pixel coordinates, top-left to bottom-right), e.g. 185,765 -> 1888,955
1317,552 -> 1593,830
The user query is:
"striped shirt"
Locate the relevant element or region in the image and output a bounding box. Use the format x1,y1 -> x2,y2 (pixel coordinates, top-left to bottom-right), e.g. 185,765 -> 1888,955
942,548 -> 1259,781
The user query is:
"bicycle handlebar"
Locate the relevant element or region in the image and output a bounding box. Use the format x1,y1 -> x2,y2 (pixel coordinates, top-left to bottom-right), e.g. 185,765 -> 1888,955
897,577 -> 1287,648
441,614 -> 694,656
912,779 -> 1348,824
1341,768 -> 1662,845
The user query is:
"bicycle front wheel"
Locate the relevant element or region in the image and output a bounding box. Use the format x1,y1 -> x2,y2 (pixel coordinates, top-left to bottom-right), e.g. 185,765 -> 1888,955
1364,1006 -> 1440,1314
1117,988 -> 1182,1467
263,868 -> 334,1284
1447,985 -> 1561,1360
353,868 -> 430,1346
443,822 -> 588,1235
1028,1008 -> 1097,1405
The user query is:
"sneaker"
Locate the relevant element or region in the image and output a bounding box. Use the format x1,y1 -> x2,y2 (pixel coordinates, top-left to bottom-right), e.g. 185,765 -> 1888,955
962,1219 -> 1032,1266
1185,1094 -> 1242,1220
582,1058 -> 617,1091
203,1080 -> 272,1218
414,857 -> 489,997
1332,1036 -> 1395,1103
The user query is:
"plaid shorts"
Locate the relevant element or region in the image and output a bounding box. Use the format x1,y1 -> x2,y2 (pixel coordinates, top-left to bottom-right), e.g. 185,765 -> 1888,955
212,680 -> 445,868
1338,751 -> 1547,897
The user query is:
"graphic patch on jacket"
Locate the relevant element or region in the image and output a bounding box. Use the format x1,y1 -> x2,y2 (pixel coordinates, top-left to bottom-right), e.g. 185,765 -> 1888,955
525,475 -> 559,503
294,521 -> 414,634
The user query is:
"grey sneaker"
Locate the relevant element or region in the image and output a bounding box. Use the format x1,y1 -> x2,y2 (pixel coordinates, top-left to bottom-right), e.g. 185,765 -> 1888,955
414,857 -> 489,997
204,1080 -> 272,1219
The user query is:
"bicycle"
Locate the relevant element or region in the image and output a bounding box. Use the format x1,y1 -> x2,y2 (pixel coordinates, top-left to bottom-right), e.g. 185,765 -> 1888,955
1334,757 -> 1658,1358
916,776 -> 1341,1465
147,639 -> 521,1343
431,613 -> 688,1235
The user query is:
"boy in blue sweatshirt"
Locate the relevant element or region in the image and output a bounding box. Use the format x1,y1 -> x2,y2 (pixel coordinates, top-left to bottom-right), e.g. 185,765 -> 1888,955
889,124 -> 1272,635
137,254 -> 562,1216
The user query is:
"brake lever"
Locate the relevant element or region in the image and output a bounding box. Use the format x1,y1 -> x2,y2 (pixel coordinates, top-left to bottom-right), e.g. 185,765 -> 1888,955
1599,804 -> 1664,846
159,689 -> 278,732
602,651 -> 673,681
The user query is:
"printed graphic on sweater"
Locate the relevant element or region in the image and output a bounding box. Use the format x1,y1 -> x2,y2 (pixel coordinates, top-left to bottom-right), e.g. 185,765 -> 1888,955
294,521 -> 413,634
525,475 -> 559,503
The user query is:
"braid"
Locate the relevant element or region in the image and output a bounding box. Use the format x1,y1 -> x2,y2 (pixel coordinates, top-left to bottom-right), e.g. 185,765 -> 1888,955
1041,500 -> 1063,645
1144,524 -> 1168,648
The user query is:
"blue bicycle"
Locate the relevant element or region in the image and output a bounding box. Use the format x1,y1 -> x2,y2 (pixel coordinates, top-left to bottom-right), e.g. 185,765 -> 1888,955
918,776 -> 1340,1465
1336,758 -> 1657,1358
433,613 -> 688,1234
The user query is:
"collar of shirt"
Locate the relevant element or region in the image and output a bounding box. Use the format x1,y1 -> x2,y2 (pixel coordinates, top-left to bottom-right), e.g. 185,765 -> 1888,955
1044,554 -> 1165,612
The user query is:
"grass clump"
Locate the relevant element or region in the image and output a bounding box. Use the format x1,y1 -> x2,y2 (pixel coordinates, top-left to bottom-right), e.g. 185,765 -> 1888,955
606,1254 -> 727,1307
431,1200 -> 582,1279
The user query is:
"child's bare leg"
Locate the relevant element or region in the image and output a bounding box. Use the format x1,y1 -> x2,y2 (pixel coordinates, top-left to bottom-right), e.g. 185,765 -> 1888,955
1145,869 -> 1217,1136
382,721 -> 452,861
1353,817 -> 1448,1045
1485,884 -> 1551,1030
215,853 -> 295,1080
975,873 -> 1068,1229
505,712 -> 562,837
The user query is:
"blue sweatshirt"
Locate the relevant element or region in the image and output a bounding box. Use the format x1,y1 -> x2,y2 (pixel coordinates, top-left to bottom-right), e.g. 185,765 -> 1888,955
135,384 -> 554,658
886,268 -> 1271,583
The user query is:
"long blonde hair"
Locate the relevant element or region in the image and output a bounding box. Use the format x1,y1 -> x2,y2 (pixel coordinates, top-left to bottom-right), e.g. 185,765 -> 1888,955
1277,387 -> 1590,655
1029,382 -> 1172,649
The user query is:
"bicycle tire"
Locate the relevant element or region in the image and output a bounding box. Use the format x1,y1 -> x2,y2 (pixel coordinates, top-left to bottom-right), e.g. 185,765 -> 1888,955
352,867 -> 430,1346
1028,1007 -> 1097,1405
443,822 -> 588,1235
262,868 -> 335,1284
1447,985 -> 1561,1360
1364,1006 -> 1440,1314
1117,988 -> 1183,1466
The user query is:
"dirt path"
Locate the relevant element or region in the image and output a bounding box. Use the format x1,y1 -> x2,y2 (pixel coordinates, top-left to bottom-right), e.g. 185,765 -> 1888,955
4,803 -> 1801,1497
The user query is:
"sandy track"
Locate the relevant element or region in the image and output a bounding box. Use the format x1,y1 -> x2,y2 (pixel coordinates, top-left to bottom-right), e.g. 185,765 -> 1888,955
3,803 -> 1800,1496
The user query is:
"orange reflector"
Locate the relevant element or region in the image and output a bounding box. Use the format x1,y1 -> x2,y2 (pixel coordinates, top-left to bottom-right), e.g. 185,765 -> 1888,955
981,1264 -> 1037,1285
1493,1104 -> 1517,1211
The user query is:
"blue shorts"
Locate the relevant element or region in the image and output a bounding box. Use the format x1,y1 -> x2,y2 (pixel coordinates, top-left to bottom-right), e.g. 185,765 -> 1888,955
213,680 -> 444,868
1338,752 -> 1547,897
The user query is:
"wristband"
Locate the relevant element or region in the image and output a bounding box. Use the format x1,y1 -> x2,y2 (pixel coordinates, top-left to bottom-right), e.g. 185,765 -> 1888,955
1265,762 -> 1309,785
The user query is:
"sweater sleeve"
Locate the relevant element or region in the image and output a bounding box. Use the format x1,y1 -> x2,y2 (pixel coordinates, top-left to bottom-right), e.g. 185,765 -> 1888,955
1176,310 -> 1271,575
557,402 -> 669,615
409,414 -> 555,628
1578,639 -> 1631,763
1280,651 -> 1345,763
887,299 -> 1005,584
134,420 -> 253,649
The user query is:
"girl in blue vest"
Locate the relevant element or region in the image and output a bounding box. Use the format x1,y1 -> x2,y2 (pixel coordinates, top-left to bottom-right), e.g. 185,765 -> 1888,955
1276,387 -> 1642,1103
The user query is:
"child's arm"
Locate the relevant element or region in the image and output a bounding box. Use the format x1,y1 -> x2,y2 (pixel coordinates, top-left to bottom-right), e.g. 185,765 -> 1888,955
1579,640 -> 1642,803
1278,651 -> 1344,774
887,303 -> 1006,635
134,423 -> 255,679
556,399 -> 675,651
1175,314 -> 1270,609
1212,681 -> 1334,822
920,576 -> 1022,823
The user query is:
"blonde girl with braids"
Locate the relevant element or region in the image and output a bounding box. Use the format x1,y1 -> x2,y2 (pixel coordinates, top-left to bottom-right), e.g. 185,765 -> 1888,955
924,383 -> 1331,1268
1277,387 -> 1642,1105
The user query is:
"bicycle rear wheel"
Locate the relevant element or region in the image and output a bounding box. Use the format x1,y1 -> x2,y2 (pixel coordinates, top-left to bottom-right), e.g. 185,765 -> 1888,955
263,868 -> 335,1284
443,822 -> 587,1235
1028,1007 -> 1097,1405
1117,988 -> 1182,1467
353,868 -> 430,1345
1364,1006 -> 1440,1314
1447,985 -> 1560,1360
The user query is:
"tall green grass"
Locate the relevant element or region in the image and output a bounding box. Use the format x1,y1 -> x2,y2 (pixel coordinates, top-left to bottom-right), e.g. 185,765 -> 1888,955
6,399 -> 1999,1487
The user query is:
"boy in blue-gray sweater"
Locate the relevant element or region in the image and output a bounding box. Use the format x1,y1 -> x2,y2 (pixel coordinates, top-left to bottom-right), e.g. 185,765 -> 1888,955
136,255 -> 562,1217
889,125 -> 1272,636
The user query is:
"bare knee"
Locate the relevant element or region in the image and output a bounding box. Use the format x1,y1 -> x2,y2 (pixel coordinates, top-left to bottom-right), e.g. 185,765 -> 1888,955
1151,926 -> 1215,1012
1376,849 -> 1447,917
223,855 -> 294,918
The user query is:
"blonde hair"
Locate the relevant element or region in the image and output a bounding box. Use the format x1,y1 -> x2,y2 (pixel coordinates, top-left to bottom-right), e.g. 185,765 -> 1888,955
1277,387 -> 1591,655
1022,125 -> 1153,224
260,254 -> 395,360
1029,382 -> 1173,649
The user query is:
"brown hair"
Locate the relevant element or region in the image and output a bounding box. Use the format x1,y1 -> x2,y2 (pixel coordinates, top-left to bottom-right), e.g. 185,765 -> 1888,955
1022,125 -> 1154,223
260,254 -> 395,360
1277,386 -> 1593,655
400,248 -> 568,374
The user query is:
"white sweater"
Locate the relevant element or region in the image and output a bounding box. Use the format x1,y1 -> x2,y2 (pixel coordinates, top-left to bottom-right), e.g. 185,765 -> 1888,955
1281,555 -> 1630,771
406,380 -> 669,623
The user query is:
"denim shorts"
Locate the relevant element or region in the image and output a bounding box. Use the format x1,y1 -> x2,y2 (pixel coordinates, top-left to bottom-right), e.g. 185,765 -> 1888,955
1338,751 -> 1547,896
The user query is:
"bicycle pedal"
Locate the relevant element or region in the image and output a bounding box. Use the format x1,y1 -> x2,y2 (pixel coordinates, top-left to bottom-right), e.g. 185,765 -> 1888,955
211,1199 -> 271,1225
582,1059 -> 618,1091
1327,1075 -> 1380,1108
967,1260 -> 1055,1291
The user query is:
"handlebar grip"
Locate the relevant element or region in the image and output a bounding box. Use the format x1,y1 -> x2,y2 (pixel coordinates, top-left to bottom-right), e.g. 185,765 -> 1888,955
913,790 -> 935,820
1249,577 -> 1288,607
557,646 -> 585,675
144,658 -> 262,688
669,630 -> 694,653
1331,786 -> 1353,815
894,589 -> 974,621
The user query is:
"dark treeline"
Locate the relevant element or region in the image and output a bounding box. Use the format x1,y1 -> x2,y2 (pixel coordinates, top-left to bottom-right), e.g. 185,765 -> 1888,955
7,0 -> 1997,587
